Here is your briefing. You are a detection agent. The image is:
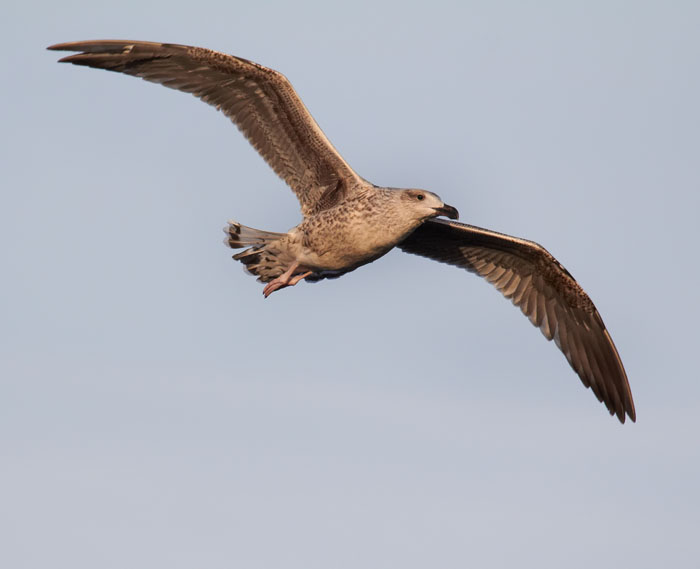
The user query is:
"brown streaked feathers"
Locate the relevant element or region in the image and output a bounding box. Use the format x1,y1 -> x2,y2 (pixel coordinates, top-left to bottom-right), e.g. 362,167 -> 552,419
49,39 -> 362,217
400,219 -> 635,422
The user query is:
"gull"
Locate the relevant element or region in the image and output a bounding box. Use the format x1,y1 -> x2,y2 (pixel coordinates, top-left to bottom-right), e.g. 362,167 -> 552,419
49,40 -> 636,423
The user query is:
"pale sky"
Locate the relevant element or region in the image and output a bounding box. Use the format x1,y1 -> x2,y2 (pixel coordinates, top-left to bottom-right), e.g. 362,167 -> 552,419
3,1 -> 700,568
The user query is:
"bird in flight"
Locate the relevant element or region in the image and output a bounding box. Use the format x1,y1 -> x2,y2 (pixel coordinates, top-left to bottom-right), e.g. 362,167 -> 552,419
49,40 -> 635,423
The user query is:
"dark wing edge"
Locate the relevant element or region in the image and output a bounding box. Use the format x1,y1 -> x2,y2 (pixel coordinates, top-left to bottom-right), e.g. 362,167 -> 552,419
48,40 -> 363,216
399,218 -> 636,423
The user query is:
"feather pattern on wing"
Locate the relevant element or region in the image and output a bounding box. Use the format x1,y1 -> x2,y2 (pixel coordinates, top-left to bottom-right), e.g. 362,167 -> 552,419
399,218 -> 635,423
48,40 -> 363,216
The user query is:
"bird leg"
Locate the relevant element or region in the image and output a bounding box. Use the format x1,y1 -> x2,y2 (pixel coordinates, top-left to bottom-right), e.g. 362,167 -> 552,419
288,271 -> 313,286
262,262 -> 312,298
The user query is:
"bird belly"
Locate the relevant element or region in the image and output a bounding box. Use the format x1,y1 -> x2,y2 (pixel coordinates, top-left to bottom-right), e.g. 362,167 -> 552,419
296,226 -> 403,272
293,203 -> 420,273
298,243 -> 392,272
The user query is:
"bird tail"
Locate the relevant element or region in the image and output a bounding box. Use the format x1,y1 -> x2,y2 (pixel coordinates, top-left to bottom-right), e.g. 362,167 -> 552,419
223,221 -> 289,283
223,221 -> 284,249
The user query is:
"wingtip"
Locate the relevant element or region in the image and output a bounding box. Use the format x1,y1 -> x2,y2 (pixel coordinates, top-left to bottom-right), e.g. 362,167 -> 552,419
627,395 -> 637,423
47,41 -> 82,51
616,390 -> 636,424
55,54 -> 80,64
47,42 -> 85,64
614,407 -> 636,425
47,45 -> 76,63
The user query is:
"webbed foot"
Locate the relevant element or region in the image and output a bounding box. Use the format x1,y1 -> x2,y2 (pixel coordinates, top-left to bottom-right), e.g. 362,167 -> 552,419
262,262 -> 312,298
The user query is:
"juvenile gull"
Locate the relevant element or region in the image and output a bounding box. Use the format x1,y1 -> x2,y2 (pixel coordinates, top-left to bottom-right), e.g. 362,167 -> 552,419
49,40 -> 636,423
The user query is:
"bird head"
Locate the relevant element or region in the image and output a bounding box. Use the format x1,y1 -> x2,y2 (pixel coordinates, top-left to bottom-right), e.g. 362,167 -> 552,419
400,189 -> 459,221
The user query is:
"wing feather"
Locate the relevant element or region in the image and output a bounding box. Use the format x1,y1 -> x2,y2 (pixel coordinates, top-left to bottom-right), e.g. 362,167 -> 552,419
48,39 -> 363,216
399,218 -> 635,423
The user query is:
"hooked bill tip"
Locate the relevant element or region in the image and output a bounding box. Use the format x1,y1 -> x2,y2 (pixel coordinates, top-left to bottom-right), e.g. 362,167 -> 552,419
436,204 -> 459,219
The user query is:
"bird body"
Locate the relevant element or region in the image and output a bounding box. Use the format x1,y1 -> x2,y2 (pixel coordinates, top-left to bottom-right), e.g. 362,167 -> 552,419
49,39 -> 636,422
228,187 -> 458,287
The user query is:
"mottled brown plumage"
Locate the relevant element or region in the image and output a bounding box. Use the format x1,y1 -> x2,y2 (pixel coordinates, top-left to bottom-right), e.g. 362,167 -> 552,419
49,39 -> 362,216
49,39 -> 635,423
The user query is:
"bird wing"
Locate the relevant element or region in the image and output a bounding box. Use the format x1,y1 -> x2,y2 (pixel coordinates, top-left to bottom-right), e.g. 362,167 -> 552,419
48,40 -> 364,216
398,218 -> 635,423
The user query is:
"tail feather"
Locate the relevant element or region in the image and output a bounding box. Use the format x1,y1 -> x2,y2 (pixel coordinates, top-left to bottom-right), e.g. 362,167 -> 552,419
224,221 -> 284,249
223,221 -> 290,283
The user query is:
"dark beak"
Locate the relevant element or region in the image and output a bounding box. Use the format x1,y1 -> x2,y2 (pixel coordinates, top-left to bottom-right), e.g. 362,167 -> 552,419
434,204 -> 459,219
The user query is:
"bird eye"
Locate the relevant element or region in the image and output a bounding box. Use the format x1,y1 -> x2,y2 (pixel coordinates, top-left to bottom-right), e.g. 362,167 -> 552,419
416,194 -> 424,201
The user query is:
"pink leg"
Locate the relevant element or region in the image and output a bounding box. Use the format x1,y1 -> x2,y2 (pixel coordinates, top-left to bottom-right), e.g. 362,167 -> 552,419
288,271 -> 312,286
262,263 -> 311,298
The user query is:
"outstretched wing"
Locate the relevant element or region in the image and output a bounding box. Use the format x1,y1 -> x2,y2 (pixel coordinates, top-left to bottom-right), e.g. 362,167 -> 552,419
48,40 -> 364,216
399,218 -> 635,423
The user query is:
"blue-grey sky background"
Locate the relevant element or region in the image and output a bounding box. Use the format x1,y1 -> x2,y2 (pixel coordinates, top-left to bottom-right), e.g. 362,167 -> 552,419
3,1 -> 699,567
